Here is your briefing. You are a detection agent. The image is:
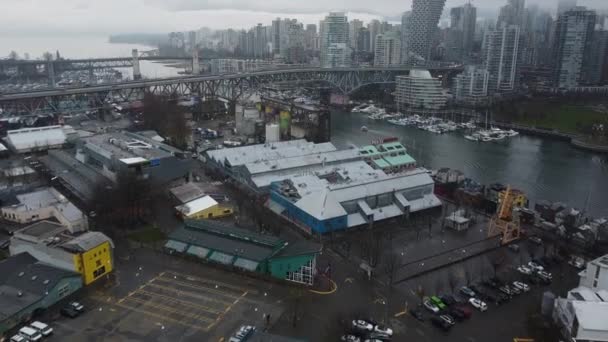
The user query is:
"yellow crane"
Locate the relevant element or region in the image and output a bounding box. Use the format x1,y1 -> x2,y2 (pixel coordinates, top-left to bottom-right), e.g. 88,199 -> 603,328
488,185 -> 521,244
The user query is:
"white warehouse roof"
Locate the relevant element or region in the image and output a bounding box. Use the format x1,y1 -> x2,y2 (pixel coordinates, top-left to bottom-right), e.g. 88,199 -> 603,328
5,125 -> 67,153
207,140 -> 337,167
175,195 -> 218,216
572,301 -> 608,340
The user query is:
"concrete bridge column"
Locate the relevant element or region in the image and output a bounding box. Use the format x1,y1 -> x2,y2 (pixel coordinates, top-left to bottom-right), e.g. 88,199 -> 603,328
132,49 -> 141,80
47,62 -> 56,87
192,49 -> 200,75
88,67 -> 95,85
228,100 -> 236,117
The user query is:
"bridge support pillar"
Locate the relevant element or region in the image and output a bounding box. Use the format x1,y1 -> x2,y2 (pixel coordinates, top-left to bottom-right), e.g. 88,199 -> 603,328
192,49 -> 200,75
132,49 -> 141,80
88,68 -> 95,85
47,62 -> 56,87
228,100 -> 236,117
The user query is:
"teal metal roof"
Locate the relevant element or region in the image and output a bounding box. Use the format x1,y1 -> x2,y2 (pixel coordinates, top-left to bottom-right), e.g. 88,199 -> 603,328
186,245 -> 210,258
272,240 -> 323,258
359,145 -> 381,157
383,154 -> 416,167
169,220 -> 322,264
372,158 -> 391,169
184,219 -> 282,248
379,142 -> 406,152
165,240 -> 188,253
234,258 -> 259,271
209,251 -> 234,265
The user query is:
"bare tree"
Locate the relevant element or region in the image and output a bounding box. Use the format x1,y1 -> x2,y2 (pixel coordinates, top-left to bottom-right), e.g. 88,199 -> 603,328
142,93 -> 190,150
8,50 -> 19,60
42,51 -> 53,61
382,250 -> 400,323
91,171 -> 160,233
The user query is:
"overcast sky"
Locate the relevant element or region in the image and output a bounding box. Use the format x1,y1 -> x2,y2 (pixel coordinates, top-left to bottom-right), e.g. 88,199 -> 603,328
1,0 -> 606,35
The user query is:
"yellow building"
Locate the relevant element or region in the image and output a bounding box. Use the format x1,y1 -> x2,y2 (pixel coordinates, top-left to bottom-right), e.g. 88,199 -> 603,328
9,221 -> 114,286
175,195 -> 233,220
65,233 -> 114,285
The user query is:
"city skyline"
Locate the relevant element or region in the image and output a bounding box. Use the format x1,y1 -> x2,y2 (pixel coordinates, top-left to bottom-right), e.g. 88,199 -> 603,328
1,0 -> 608,35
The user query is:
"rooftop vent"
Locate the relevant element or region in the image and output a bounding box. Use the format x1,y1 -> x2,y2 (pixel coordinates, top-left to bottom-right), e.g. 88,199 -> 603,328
17,291 -> 23,297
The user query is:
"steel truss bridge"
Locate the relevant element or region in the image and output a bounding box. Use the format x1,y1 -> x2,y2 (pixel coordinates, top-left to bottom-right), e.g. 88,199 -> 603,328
0,56 -> 194,70
0,66 -> 462,115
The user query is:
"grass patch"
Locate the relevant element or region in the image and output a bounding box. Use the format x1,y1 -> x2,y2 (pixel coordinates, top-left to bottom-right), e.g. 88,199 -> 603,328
127,227 -> 167,243
508,103 -> 608,134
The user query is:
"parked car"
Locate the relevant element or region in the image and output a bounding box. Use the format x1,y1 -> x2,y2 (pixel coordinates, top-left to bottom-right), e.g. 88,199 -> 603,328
352,319 -> 374,331
423,298 -> 440,314
529,236 -> 543,245
528,261 -> 545,272
368,332 -> 392,341
60,306 -> 79,318
483,292 -> 497,304
534,273 -> 552,285
508,284 -> 522,295
341,335 -> 361,342
569,256 -> 585,269
373,325 -> 393,337
468,298 -> 488,312
517,265 -> 533,275
9,334 -> 27,342
454,305 -> 473,319
430,296 -> 447,310
459,286 -> 476,298
409,308 -> 425,322
495,292 -> 510,305
532,258 -> 549,268
69,301 -> 85,312
431,317 -> 452,331
448,308 -> 466,321
234,325 -> 255,340
469,284 -> 483,294
18,326 -> 42,342
440,314 -> 455,326
440,294 -> 456,306
30,321 -> 53,336
499,286 -> 513,296
537,270 -> 553,280
512,281 -> 530,292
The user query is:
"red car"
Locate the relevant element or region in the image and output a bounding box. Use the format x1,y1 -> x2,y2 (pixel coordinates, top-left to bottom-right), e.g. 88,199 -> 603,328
454,305 -> 472,319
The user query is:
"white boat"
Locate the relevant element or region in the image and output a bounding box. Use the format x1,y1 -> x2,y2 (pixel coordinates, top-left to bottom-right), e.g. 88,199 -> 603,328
505,129 -> 519,137
361,126 -> 369,132
464,135 -> 479,141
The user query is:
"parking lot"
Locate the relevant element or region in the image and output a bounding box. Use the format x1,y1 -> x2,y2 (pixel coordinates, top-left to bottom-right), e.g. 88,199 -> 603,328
37,250 -> 287,342
112,271 -> 250,332
391,237 -> 580,341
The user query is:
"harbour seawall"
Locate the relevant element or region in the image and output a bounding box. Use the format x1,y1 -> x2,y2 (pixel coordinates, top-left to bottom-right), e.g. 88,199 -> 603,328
571,139 -> 608,154
490,121 -> 576,141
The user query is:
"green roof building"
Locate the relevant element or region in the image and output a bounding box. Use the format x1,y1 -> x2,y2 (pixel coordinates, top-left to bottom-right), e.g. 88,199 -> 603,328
165,220 -> 322,285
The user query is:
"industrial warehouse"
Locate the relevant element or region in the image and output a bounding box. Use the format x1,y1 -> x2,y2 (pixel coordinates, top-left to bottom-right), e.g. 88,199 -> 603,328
205,139 -> 441,234
165,220 -> 322,285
